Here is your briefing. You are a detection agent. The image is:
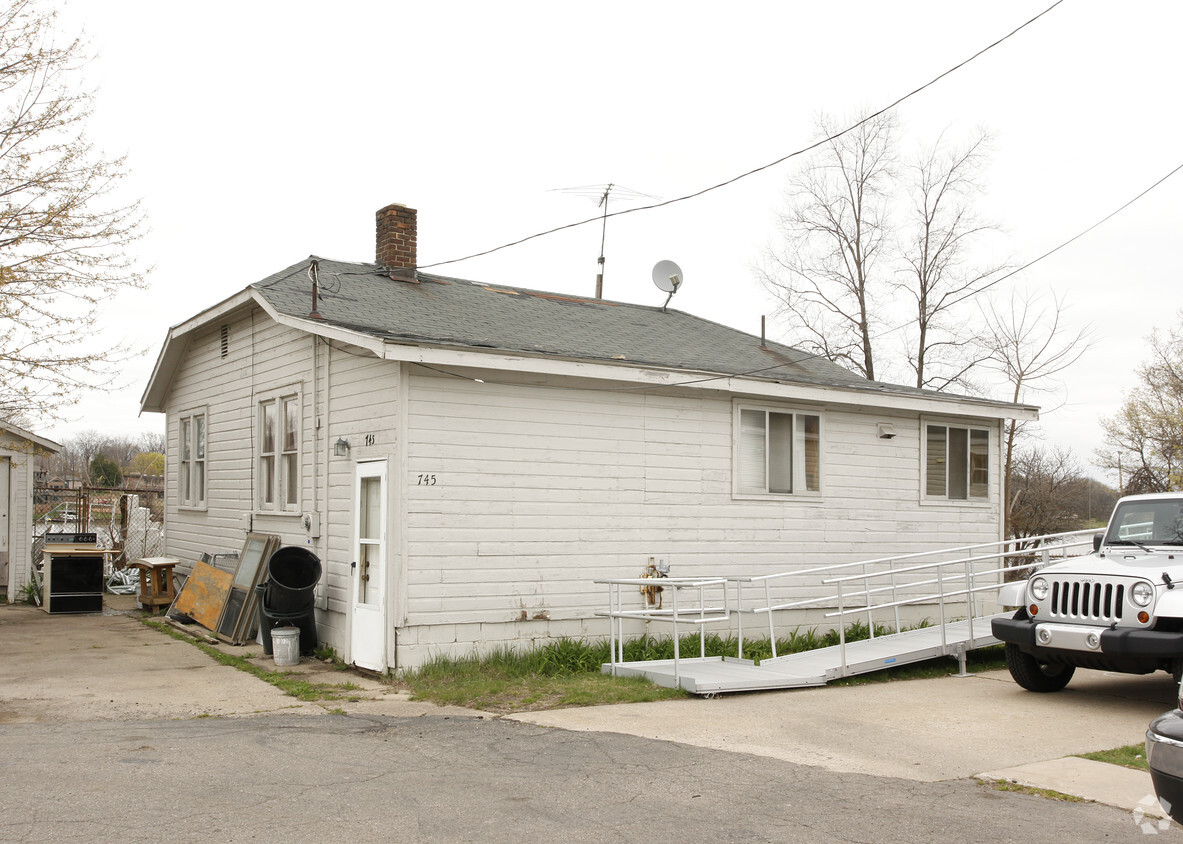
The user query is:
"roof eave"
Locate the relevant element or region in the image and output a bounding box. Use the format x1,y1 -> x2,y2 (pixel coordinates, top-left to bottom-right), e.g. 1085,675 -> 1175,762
0,422 -> 62,453
377,340 -> 1039,421
139,288 -> 262,414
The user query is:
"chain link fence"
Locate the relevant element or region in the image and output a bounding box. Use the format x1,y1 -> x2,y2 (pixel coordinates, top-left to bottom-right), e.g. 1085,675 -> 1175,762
34,486 -> 165,567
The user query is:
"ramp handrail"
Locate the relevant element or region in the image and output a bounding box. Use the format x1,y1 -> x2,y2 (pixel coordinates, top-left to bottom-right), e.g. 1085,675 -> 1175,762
595,576 -> 731,688
597,528 -> 1097,686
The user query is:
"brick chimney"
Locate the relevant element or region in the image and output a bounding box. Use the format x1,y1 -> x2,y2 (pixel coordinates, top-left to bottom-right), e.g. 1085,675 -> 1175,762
375,203 -> 417,279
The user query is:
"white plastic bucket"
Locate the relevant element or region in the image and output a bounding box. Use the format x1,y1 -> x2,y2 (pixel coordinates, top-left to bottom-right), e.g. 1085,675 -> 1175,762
272,626 -> 300,667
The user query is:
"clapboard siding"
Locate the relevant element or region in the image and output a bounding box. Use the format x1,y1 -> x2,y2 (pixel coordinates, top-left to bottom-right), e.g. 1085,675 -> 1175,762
398,372 -> 1002,653
160,307 -> 1008,670
321,344 -> 400,636
161,309 -> 403,657
164,310 -> 315,564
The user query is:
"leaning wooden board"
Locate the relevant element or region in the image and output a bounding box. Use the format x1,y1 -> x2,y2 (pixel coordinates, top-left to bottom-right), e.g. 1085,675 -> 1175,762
172,560 -> 233,631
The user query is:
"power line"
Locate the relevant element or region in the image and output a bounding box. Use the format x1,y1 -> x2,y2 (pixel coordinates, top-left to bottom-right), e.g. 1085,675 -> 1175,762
416,0 -> 1066,271
408,156 -> 1183,394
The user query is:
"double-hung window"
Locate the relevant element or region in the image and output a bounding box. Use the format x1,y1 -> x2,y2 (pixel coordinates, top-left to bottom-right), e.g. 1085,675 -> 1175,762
178,411 -> 206,508
924,422 -> 989,501
259,391 -> 300,511
735,405 -> 821,496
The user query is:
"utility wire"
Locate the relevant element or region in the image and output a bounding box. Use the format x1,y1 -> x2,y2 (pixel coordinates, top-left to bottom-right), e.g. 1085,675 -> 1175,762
973,160 -> 1183,295
409,156 -> 1183,396
416,0 -> 1065,271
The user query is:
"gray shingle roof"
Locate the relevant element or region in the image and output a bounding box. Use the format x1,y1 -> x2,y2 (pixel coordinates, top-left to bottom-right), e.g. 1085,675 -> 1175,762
250,257 -> 974,402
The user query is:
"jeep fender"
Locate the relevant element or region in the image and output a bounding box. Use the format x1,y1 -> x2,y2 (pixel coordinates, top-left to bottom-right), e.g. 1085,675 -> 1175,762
998,581 -> 1027,608
1155,589 -> 1183,619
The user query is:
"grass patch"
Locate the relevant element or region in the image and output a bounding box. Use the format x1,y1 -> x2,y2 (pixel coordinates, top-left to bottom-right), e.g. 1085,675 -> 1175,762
400,641 -> 687,712
16,577 -> 39,605
979,778 -> 1089,802
1077,743 -> 1149,771
142,613 -> 1003,714
141,618 -> 364,702
399,621 -> 997,712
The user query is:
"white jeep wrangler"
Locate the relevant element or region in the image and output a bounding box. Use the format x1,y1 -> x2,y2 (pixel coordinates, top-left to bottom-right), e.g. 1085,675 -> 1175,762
992,492 -> 1183,692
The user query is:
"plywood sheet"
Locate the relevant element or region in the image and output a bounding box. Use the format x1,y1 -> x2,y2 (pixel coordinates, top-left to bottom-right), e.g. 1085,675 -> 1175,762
173,560 -> 233,631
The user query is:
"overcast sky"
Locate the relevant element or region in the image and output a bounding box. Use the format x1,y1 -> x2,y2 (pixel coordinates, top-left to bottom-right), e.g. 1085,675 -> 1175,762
46,0 -> 1182,483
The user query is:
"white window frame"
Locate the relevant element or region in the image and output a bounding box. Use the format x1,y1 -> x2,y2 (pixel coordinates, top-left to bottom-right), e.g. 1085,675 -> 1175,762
257,387 -> 302,513
177,408 -> 207,510
921,418 -> 991,504
732,402 -> 822,499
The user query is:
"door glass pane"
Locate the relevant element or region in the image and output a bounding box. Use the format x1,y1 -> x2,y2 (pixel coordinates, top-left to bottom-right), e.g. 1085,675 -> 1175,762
925,426 -> 947,497
360,477 -> 380,540
358,543 -> 379,605
768,412 -> 793,494
358,475 -> 382,606
739,409 -> 766,493
969,430 -> 989,498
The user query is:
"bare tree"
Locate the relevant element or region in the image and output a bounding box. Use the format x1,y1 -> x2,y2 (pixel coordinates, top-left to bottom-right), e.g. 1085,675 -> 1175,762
759,111 -> 896,381
896,129 -> 1009,391
1096,315 -> 1183,493
137,429 -> 165,455
0,1 -> 146,423
1009,445 -> 1085,541
981,288 -> 1092,535
761,114 -> 1011,391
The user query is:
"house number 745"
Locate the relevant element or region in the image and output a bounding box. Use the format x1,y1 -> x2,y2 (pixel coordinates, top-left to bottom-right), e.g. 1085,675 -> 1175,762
417,474 -> 437,486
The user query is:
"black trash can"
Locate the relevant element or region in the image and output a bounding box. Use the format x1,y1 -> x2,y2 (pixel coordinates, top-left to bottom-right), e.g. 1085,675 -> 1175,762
266,546 -> 322,613
256,583 -> 319,656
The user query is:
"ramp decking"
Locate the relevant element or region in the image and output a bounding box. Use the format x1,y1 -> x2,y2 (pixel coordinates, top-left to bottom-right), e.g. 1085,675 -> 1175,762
603,614 -> 1005,694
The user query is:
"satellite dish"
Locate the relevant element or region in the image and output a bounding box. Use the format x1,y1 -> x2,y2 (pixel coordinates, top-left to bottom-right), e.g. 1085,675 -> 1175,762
652,260 -> 683,293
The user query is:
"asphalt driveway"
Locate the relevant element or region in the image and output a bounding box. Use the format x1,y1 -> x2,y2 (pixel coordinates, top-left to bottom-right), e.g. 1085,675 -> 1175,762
1,598 -> 1177,822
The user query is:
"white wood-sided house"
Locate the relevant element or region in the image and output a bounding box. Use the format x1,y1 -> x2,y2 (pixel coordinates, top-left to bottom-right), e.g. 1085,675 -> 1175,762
2,422 -> 61,600
140,203 -> 1037,672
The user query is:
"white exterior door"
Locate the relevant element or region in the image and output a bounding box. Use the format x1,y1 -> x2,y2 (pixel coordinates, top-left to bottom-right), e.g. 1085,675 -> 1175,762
350,459 -> 387,671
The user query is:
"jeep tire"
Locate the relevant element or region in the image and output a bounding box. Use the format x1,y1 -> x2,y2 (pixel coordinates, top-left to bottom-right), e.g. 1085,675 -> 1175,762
1005,642 -> 1076,692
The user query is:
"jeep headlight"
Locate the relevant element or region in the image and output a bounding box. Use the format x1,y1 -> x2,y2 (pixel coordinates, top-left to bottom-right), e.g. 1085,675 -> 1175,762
1030,577 -> 1049,602
1132,581 -> 1155,607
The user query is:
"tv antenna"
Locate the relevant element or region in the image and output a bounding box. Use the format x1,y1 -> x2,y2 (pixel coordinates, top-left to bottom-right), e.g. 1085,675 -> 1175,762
551,183 -> 659,299
651,259 -> 683,312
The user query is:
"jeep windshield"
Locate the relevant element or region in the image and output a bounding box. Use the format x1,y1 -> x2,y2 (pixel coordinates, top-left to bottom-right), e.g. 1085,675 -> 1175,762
1104,499 -> 1183,546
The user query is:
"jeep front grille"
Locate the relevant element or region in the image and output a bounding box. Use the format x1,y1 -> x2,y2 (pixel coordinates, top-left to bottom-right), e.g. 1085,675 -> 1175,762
1048,580 -> 1124,622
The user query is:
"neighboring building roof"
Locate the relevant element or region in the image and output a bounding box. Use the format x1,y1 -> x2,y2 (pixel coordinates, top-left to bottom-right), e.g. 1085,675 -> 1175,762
141,256 -> 1038,420
0,421 -> 62,454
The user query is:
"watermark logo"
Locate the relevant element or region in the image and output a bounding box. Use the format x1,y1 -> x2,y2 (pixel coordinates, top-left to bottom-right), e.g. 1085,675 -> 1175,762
1133,793 -> 1172,835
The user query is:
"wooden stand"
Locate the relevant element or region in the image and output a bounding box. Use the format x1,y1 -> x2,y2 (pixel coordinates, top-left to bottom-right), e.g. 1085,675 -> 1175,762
131,557 -> 179,613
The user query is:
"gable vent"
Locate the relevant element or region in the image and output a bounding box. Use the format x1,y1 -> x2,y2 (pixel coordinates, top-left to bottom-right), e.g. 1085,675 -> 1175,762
220,324 -> 229,358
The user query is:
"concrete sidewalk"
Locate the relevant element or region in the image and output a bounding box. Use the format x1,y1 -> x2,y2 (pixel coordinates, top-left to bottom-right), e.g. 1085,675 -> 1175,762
1,598 -> 1176,821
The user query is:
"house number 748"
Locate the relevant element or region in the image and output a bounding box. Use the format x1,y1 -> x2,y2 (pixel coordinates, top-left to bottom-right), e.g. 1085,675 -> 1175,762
417,474 -> 437,486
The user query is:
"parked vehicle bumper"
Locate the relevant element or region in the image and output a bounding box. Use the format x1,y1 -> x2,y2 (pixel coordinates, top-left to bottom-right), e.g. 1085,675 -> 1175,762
1147,710 -> 1183,822
992,616 -> 1183,671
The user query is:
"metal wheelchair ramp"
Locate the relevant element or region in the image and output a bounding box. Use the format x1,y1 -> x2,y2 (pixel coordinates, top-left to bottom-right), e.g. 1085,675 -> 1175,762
603,614 -> 1005,694
598,530 -> 1097,696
